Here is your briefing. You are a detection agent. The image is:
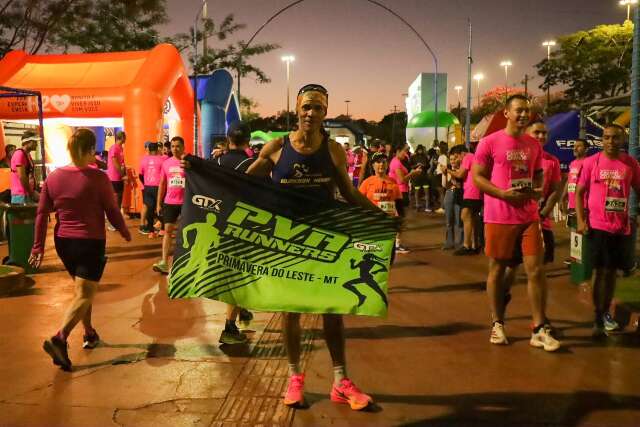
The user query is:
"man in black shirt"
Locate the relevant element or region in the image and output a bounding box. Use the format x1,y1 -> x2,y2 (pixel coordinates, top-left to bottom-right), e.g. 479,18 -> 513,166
182,121 -> 255,344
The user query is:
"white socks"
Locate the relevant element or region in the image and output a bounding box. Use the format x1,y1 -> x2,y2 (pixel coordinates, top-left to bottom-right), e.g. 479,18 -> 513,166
333,365 -> 347,385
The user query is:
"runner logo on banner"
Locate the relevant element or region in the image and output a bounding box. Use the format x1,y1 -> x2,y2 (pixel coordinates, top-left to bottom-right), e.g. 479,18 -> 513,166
167,162 -> 399,317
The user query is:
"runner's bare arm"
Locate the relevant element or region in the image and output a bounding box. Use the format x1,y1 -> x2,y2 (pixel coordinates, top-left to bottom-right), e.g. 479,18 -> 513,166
157,175 -> 166,215
540,179 -> 563,218
246,139 -> 283,177
329,140 -> 379,211
358,154 -> 368,184
16,165 -> 35,198
574,184 -> 588,233
449,167 -> 467,180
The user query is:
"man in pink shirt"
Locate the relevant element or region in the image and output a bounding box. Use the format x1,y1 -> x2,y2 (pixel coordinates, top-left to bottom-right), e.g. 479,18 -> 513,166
10,130 -> 40,204
528,120 -> 563,264
107,131 -> 127,213
138,142 -> 165,236
575,124 -> 640,337
389,143 -> 423,253
153,136 -> 186,274
454,142 -> 482,255
472,94 -> 560,352
565,138 -> 589,216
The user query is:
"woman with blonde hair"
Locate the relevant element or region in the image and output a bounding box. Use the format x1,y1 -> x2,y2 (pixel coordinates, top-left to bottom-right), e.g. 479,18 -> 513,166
29,128 -> 131,371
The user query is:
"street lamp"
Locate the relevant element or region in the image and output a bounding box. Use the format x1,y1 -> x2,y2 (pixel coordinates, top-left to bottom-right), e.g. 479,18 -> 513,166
345,100 -> 351,118
454,85 -> 463,104
620,0 -> 638,22
281,55 -> 295,130
500,60 -> 512,100
542,40 -> 556,112
473,73 -> 484,108
193,0 -> 207,156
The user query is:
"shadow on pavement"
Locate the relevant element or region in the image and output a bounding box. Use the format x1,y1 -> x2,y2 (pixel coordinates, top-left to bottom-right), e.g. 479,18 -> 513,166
308,323 -> 486,340
389,281 -> 486,295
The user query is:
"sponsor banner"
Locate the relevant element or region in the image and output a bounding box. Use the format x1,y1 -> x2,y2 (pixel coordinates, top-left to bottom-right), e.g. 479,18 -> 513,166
168,162 -> 399,317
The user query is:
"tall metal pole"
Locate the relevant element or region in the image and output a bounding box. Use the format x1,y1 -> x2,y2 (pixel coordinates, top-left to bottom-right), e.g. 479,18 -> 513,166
630,3 -> 639,217
546,45 -> 551,111
465,18 -> 472,147
286,60 -> 290,128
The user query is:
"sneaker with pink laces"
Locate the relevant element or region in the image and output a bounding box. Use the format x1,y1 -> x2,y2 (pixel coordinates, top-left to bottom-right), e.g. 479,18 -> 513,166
283,373 -> 305,407
330,378 -> 373,410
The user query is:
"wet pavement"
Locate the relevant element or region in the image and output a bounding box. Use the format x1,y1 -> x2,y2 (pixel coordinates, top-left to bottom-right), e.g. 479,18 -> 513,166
0,211 -> 639,427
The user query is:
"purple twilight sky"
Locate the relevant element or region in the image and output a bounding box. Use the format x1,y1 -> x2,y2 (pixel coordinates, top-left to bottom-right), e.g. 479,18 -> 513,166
162,0 -> 624,121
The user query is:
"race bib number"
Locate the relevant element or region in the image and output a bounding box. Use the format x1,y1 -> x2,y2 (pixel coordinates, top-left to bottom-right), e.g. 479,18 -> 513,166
169,176 -> 185,188
567,183 -> 576,193
570,231 -> 582,262
510,178 -> 532,190
605,197 -> 626,212
376,201 -> 396,214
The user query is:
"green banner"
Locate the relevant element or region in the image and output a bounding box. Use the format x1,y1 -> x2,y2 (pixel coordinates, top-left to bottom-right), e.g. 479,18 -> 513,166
168,162 -> 398,317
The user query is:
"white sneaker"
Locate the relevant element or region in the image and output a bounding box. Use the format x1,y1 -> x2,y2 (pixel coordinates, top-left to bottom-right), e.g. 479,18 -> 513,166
107,223 -> 116,232
530,328 -> 560,352
435,208 -> 445,214
490,322 -> 508,345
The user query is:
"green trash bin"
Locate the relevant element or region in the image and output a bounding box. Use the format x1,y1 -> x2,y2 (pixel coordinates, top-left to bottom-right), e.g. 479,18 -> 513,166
0,202 -> 38,274
568,213 -> 592,284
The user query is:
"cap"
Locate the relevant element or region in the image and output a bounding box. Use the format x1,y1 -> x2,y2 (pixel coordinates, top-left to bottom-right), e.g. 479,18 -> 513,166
371,152 -> 388,163
226,120 -> 251,142
21,130 -> 40,144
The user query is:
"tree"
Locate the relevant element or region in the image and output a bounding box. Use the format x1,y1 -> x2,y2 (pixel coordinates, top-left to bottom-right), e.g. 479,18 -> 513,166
378,112 -> 407,147
240,96 -> 260,122
173,14 -> 279,85
52,0 -> 169,53
536,22 -> 633,106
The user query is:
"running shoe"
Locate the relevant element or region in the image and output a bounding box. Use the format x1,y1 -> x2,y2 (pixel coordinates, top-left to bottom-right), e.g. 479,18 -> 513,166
107,224 -> 116,232
219,328 -> 248,345
148,232 -> 157,239
43,335 -> 71,371
434,208 -> 445,214
424,208 -> 433,213
330,378 -> 373,411
138,226 -> 150,235
158,230 -> 165,237
82,330 -> 100,349
238,308 -> 254,327
530,327 -> 560,352
395,245 -> 410,254
152,260 -> 169,274
453,247 -> 474,256
490,322 -> 508,345
592,323 -> 607,338
603,313 -> 620,332
283,374 -> 306,407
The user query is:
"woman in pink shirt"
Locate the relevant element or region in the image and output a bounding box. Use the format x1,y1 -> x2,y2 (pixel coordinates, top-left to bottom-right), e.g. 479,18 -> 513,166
565,138 -> 589,217
388,144 -> 423,253
29,129 -> 131,371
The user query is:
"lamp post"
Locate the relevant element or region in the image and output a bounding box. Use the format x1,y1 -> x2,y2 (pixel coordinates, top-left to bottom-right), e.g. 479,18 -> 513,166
454,85 -> 463,123
345,100 -> 351,118
281,55 -> 295,130
621,0 -> 638,22
473,73 -> 484,108
500,60 -> 512,101
542,40 -> 556,113
193,0 -> 207,156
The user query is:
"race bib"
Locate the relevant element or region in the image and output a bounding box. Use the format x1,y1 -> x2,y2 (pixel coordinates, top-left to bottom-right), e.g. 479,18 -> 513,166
567,183 -> 576,193
372,192 -> 386,201
570,231 -> 582,262
169,176 -> 185,188
605,197 -> 626,212
510,178 -> 532,190
376,201 -> 396,214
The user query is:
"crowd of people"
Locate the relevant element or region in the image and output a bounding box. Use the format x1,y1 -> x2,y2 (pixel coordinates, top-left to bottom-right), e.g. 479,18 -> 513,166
3,86 -> 636,411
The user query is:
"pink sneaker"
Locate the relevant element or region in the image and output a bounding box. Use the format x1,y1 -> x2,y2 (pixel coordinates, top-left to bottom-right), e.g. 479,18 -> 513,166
330,378 -> 373,410
283,374 -> 305,407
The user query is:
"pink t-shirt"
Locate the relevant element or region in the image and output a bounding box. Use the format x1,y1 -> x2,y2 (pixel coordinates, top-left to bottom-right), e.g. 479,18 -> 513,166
107,143 -> 125,181
32,166 -> 130,253
161,157 -> 185,205
567,157 -> 586,210
389,157 -> 409,193
139,154 -> 164,187
461,152 -> 481,200
577,152 -> 640,235
10,149 -> 34,196
474,129 -> 543,224
540,152 -> 562,230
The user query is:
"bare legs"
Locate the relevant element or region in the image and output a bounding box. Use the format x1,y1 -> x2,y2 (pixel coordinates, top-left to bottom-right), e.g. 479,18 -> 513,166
283,312 -> 345,369
60,278 -> 99,337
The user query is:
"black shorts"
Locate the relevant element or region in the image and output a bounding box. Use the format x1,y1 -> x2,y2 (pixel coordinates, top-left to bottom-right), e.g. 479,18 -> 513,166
542,228 -> 555,264
412,176 -> 430,188
54,237 -> 106,282
402,192 -> 410,207
163,203 -> 182,224
111,180 -> 124,194
143,186 -> 158,207
588,229 -> 631,270
462,199 -> 482,213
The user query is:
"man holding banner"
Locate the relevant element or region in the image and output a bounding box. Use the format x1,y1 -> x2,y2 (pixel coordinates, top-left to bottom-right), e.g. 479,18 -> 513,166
246,84 -> 381,410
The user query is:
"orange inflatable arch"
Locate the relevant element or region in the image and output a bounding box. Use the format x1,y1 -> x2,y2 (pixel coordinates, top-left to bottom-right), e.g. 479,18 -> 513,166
0,43 -> 194,178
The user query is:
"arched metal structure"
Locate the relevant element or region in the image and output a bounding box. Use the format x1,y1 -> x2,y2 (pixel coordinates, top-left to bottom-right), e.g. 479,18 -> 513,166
236,0 -> 440,139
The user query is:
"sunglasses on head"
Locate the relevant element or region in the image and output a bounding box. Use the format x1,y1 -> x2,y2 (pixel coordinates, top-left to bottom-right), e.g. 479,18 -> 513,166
298,84 -> 329,98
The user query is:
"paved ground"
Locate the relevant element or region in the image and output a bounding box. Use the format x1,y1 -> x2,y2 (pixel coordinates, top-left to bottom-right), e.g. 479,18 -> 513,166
0,211 -> 639,427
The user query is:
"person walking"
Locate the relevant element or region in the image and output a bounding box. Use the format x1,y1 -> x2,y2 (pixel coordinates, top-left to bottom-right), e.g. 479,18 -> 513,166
30,129 -> 131,371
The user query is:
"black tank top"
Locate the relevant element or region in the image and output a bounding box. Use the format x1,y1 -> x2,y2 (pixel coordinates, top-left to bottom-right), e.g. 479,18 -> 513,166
272,134 -> 336,201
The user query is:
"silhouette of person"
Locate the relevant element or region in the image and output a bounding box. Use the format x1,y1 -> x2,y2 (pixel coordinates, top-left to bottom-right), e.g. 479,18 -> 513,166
171,212 -> 221,282
342,253 -> 388,307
